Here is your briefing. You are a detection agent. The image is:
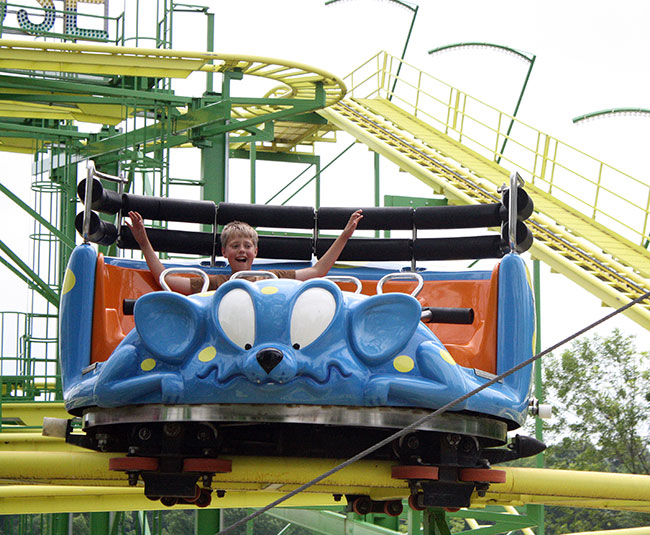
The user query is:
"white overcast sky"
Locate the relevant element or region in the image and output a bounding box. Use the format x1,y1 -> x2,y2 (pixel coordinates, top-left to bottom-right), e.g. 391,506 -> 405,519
3,0 -> 650,353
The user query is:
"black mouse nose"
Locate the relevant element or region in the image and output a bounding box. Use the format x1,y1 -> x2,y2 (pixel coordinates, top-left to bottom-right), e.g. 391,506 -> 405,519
256,348 -> 283,374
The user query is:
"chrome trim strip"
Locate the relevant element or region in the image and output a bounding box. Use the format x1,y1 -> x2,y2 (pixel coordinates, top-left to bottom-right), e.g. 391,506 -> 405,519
83,404 -> 507,442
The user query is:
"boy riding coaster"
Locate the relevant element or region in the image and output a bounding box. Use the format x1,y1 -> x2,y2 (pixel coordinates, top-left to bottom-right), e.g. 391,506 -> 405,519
126,209 -> 364,294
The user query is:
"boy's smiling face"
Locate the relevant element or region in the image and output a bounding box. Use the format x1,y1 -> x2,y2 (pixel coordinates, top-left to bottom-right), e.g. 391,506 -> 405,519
222,236 -> 258,272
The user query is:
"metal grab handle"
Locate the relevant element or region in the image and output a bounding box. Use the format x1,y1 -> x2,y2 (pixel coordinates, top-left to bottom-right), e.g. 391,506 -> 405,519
230,270 -> 278,281
324,275 -> 363,294
376,272 -> 424,297
82,160 -> 127,243
159,267 -> 210,293
508,171 -> 524,252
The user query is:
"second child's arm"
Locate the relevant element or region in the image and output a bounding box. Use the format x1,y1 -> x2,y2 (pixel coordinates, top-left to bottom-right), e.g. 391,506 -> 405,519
295,209 -> 363,281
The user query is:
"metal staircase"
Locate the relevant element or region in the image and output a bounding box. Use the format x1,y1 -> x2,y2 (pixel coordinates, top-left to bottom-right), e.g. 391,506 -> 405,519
319,54 -> 650,331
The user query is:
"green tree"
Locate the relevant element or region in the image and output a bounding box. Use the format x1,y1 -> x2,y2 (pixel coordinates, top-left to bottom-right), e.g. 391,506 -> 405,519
542,329 -> 650,533
72,513 -> 90,535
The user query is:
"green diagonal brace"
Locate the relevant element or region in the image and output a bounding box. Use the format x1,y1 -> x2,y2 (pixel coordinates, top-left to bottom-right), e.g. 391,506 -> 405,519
83,83 -> 326,158
449,508 -> 537,535
229,121 -> 274,143
265,509 -> 401,535
0,239 -> 59,306
0,256 -> 34,287
0,180 -> 76,250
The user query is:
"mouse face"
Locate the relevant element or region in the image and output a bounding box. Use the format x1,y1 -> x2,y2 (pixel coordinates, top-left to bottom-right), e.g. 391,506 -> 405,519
91,277 -> 519,415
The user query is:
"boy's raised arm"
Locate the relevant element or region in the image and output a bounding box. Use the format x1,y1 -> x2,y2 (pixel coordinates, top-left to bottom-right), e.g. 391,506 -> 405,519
126,211 -> 192,294
295,209 -> 363,281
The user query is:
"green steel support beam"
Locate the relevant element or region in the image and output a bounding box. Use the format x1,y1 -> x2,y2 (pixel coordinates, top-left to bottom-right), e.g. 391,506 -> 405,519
0,121 -> 88,141
82,85 -> 325,159
205,11 -> 215,93
531,258 -> 545,534
423,509 -> 450,535
383,194 -> 447,208
195,96 -> 323,138
266,508 -> 402,535
375,151 -> 380,238
0,255 -> 40,288
368,513 -> 399,531
0,93 -> 154,106
229,121 -> 274,143
0,73 -> 193,105
197,509 -> 220,535
90,512 -> 111,535
408,508 -> 422,535
315,159 -> 321,209
110,512 -> 123,535
280,112 -> 329,124
269,138 -> 352,205
250,141 -> 256,204
201,135 -> 227,204
51,512 -> 70,535
0,176 -> 76,250
0,238 -> 59,306
53,160 -> 78,286
230,149 -> 320,165
448,507 -> 538,534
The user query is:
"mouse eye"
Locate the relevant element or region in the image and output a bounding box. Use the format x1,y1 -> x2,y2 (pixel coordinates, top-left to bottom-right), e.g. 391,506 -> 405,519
218,288 -> 255,349
290,287 -> 336,349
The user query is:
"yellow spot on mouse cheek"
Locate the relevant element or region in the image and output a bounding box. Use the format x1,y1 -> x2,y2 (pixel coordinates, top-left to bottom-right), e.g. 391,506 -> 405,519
61,269 -> 76,295
261,286 -> 278,295
393,355 -> 414,373
141,358 -> 156,372
440,350 -> 456,365
198,346 -> 217,362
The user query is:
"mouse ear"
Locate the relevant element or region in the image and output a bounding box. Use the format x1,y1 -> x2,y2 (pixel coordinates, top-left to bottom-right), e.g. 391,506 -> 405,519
349,293 -> 421,365
134,292 -> 203,361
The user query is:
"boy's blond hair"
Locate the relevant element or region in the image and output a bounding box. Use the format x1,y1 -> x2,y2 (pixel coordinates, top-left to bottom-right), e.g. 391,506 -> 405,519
220,220 -> 258,249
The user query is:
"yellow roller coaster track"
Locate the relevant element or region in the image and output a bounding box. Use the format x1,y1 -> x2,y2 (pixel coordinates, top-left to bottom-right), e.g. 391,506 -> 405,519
0,38 -> 346,122
319,52 -> 650,331
1,429 -> 650,514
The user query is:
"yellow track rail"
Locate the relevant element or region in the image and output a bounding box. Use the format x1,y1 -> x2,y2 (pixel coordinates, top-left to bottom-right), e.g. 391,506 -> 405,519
1,432 -> 650,514
319,54 -> 650,330
0,39 -> 345,127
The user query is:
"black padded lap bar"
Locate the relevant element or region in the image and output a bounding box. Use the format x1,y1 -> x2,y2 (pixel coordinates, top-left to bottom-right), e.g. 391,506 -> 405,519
218,203 -> 315,229
74,211 -> 118,246
414,235 -> 507,260
77,178 -> 123,215
502,187 -> 534,219
257,236 -> 313,260
316,238 -> 412,261
122,195 -> 216,225
421,307 -> 475,325
501,221 -> 534,253
317,207 -> 413,230
414,204 -> 502,229
118,226 -> 215,256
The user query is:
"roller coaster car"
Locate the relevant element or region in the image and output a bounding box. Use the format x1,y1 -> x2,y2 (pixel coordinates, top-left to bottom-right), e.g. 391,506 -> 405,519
54,174 -> 543,509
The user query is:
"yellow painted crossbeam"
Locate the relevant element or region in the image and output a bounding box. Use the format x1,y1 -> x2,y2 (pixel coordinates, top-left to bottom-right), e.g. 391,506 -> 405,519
1,433 -> 650,514
1,402 -> 68,430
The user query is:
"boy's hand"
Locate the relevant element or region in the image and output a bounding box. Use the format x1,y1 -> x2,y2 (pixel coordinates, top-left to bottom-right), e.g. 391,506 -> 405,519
126,211 -> 148,245
343,209 -> 363,237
